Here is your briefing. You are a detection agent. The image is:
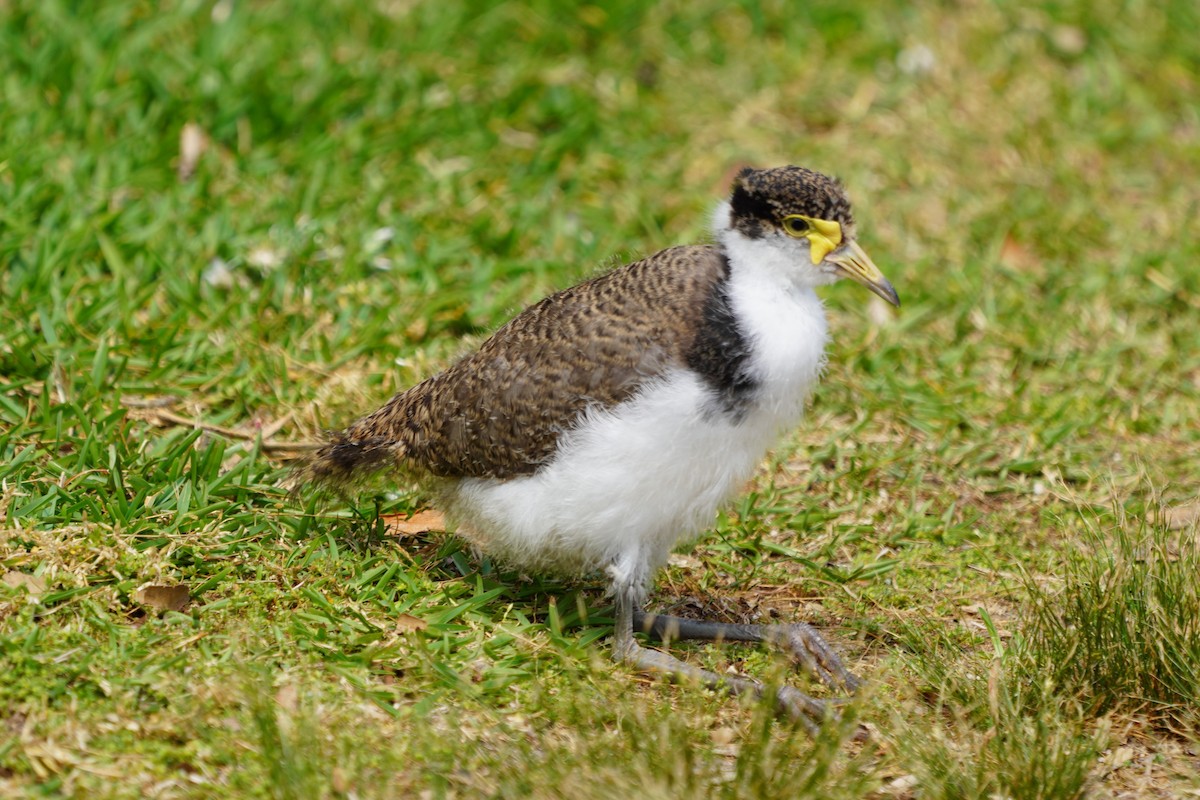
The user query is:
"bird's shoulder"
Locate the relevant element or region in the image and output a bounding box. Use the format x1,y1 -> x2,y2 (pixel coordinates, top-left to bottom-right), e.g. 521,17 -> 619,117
486,243 -> 729,352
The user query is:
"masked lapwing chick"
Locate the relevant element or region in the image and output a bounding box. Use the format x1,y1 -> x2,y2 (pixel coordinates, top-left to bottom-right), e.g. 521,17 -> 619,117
295,165 -> 899,728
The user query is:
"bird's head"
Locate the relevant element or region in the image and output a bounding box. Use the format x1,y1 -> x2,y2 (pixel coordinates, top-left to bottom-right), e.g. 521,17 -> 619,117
718,165 -> 899,306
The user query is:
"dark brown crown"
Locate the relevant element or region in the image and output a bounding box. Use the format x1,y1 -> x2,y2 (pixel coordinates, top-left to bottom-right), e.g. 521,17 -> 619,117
728,165 -> 854,240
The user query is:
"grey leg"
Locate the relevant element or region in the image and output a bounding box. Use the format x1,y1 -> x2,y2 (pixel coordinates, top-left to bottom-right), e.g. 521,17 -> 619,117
634,611 -> 862,692
611,588 -> 834,731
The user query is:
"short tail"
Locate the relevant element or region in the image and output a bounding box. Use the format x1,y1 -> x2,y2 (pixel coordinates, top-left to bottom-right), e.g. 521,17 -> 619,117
288,384 -> 421,497
288,428 -> 405,495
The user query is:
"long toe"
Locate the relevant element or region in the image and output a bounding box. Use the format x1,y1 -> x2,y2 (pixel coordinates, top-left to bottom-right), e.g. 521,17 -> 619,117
619,640 -> 832,732
769,622 -> 863,692
774,686 -> 832,733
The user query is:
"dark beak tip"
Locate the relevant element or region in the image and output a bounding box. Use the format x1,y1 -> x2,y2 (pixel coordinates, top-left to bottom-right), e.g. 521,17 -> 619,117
877,281 -> 901,308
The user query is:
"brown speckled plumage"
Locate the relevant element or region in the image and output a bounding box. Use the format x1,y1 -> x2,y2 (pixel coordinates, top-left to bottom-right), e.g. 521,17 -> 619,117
306,245 -> 733,483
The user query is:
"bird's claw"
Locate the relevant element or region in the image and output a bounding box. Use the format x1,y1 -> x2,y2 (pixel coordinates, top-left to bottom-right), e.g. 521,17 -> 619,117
769,622 -> 863,692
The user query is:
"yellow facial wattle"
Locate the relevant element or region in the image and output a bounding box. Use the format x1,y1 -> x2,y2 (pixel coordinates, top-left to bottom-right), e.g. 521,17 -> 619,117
782,214 -> 843,264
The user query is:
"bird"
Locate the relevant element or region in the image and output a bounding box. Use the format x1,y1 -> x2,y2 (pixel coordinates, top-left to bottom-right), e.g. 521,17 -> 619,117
295,165 -> 899,727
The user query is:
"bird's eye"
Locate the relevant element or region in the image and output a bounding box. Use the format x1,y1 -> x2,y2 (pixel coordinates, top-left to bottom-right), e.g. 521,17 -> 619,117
782,216 -> 811,237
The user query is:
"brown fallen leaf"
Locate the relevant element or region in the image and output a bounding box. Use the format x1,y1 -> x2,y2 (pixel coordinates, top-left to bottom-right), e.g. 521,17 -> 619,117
275,682 -> 299,713
382,509 -> 447,537
3,571 -> 47,599
178,122 -> 208,181
999,233 -> 1040,271
134,583 -> 190,612
395,613 -> 429,633
1163,502 -> 1200,531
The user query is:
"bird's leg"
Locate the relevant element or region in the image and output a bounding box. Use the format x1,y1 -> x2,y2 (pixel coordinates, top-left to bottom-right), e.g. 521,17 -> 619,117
611,584 -> 831,731
633,611 -> 862,693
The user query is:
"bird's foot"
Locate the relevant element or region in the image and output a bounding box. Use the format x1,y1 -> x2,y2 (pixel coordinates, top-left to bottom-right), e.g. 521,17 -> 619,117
633,611 -> 862,693
617,639 -> 830,733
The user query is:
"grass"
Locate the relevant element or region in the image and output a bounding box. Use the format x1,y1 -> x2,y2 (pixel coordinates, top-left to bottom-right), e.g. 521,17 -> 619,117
1024,506 -> 1200,733
2,0 -> 1199,796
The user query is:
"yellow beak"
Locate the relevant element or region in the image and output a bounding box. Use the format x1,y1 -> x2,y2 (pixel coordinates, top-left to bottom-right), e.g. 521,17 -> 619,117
827,240 -> 900,307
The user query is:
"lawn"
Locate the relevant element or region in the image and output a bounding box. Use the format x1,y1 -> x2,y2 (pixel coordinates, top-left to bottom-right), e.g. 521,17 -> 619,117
1,0 -> 1198,797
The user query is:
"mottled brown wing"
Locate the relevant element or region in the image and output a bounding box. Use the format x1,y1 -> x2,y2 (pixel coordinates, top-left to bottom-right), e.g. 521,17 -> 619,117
337,245 -> 728,480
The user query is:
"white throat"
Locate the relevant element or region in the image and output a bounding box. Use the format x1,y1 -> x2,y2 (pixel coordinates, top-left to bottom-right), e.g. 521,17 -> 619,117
709,200 -> 831,418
